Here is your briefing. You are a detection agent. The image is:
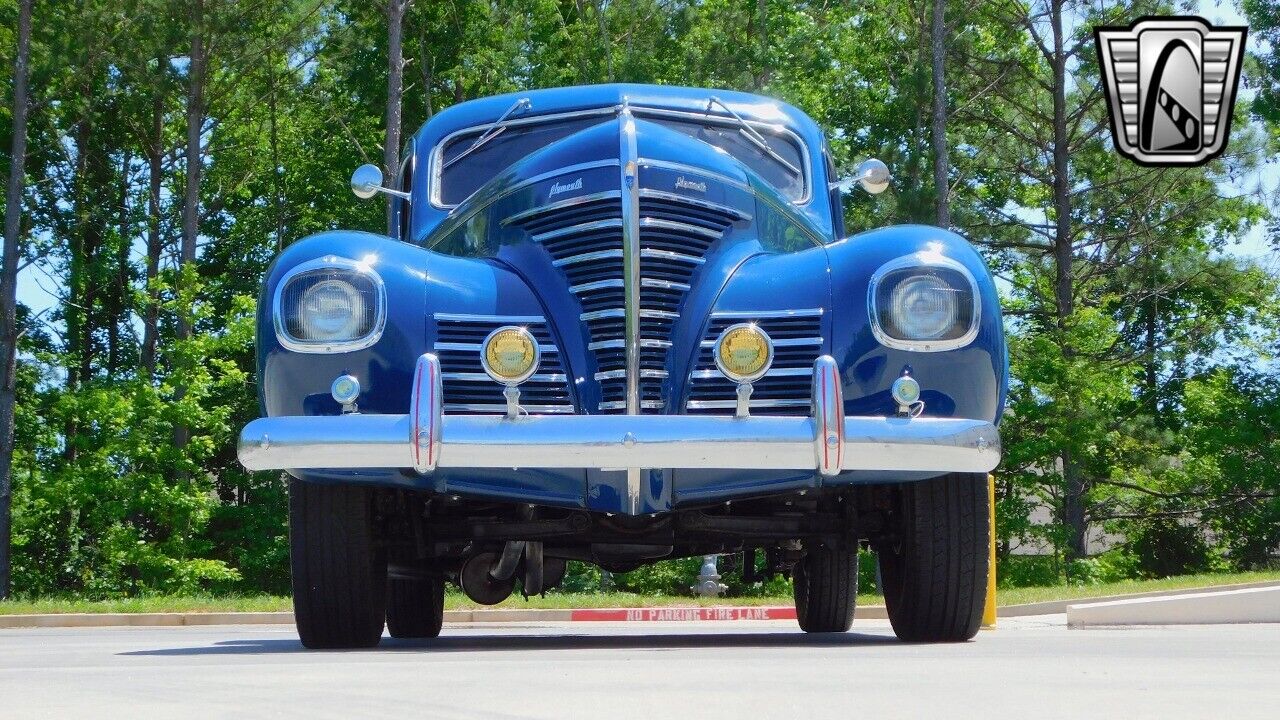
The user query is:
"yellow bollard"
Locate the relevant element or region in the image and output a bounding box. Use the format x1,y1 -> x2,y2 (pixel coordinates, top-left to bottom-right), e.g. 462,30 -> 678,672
981,473 -> 997,628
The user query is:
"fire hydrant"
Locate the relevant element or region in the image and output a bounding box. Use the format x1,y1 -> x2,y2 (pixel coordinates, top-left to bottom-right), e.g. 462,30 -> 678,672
691,554 -> 728,597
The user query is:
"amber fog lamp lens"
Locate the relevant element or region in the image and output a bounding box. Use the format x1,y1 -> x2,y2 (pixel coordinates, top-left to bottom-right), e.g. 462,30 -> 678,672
714,324 -> 774,383
481,326 -> 540,385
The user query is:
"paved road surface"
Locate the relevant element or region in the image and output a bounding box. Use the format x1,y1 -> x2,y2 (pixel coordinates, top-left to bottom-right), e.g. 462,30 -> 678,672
2,616 -> 1277,719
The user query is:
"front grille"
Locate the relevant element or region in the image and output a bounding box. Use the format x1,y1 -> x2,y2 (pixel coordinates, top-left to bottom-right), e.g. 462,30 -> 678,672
686,309 -> 824,416
506,186 -> 747,413
433,313 -> 574,413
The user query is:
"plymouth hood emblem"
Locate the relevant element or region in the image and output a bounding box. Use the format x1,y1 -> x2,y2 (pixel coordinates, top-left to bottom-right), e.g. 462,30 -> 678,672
548,177 -> 583,198
675,176 -> 707,193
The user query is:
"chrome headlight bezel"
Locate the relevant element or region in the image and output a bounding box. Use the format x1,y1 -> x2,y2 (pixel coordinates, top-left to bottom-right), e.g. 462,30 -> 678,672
867,253 -> 980,352
273,256 -> 387,353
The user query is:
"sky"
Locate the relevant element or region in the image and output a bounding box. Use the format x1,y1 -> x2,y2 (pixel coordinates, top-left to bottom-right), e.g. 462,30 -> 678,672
13,1 -> 1279,321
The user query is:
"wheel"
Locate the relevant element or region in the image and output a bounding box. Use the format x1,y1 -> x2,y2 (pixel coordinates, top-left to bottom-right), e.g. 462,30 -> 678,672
792,546 -> 858,632
878,472 -> 989,642
386,575 -> 445,639
289,478 -> 387,649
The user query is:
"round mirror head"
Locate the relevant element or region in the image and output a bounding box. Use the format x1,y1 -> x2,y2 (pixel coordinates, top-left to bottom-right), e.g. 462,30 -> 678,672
855,158 -> 891,194
350,164 -> 383,200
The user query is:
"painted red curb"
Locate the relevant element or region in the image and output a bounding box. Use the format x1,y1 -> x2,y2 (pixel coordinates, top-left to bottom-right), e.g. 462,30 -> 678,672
569,606 -> 797,622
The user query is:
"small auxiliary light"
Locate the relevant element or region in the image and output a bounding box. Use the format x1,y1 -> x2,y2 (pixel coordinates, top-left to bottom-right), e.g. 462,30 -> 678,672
481,326 -> 540,419
891,375 -> 921,415
331,374 -> 361,411
714,323 -> 774,384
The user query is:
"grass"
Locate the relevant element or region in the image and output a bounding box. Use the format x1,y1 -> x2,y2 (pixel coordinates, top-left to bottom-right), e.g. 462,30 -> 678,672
2,569 -> 1277,615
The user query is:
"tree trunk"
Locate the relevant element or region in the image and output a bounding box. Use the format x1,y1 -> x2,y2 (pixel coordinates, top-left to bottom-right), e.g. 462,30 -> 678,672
175,0 -> 206,451
754,0 -> 768,90
141,87 -> 164,377
107,149 -> 131,375
0,0 -> 33,599
930,0 -> 950,228
1048,0 -> 1086,560
385,0 -> 407,234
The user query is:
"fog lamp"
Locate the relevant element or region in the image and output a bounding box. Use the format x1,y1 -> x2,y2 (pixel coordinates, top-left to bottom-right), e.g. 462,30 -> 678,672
891,375 -> 921,406
714,323 -> 774,384
481,326 -> 540,385
331,374 -> 361,409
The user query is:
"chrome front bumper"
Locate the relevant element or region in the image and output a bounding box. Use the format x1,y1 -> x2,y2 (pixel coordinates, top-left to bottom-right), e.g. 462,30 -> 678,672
237,355 -> 1000,477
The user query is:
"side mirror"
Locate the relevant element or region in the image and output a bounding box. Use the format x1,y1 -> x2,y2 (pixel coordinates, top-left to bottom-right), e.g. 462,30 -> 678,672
351,163 -> 410,201
853,158 -> 891,194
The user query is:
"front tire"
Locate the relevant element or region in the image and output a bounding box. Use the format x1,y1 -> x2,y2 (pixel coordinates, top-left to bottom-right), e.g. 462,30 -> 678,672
878,472 -> 989,642
793,546 -> 858,632
289,479 -> 387,649
386,575 -> 445,639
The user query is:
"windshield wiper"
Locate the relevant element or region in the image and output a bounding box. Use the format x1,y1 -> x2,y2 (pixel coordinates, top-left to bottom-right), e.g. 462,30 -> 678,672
442,97 -> 532,170
706,96 -> 801,178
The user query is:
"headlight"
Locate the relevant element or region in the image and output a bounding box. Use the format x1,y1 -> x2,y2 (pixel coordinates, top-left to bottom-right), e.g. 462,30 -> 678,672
869,255 -> 979,351
714,323 -> 774,383
274,257 -> 385,352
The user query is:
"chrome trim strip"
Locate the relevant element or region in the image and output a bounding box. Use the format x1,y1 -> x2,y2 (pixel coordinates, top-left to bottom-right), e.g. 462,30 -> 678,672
641,278 -> 690,292
553,249 -> 623,267
700,336 -> 822,348
709,308 -> 824,319
530,218 -> 623,243
640,248 -> 706,265
598,400 -> 665,411
435,341 -> 560,354
442,403 -> 576,414
580,308 -> 678,322
434,312 -> 546,324
442,372 -> 567,383
569,279 -> 622,294
595,369 -> 667,381
685,399 -> 811,409
590,338 -> 672,350
639,217 -> 724,240
636,189 -> 751,221
867,253 -> 981,353
273,256 -> 388,354
619,105 -> 643,515
502,190 -> 622,226
689,366 -> 809,380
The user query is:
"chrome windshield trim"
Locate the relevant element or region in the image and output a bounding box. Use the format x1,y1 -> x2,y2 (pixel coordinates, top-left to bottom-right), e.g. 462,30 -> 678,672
706,96 -> 802,178
428,103 -> 813,210
552,249 -> 624,267
503,190 -> 623,226
636,189 -> 751,221
433,312 -> 546,324
530,218 -> 623,243
709,308 -> 824,319
442,372 -> 567,383
441,97 -> 532,171
639,217 -> 724,240
640,248 -> 706,265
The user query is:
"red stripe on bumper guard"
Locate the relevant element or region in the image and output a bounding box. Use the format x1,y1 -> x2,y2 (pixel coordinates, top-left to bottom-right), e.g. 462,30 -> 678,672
569,606 -> 797,622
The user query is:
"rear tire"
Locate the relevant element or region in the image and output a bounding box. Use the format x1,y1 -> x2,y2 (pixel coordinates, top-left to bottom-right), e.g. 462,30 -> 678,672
879,472 -> 989,642
386,575 -> 445,639
289,479 -> 387,649
793,546 -> 858,633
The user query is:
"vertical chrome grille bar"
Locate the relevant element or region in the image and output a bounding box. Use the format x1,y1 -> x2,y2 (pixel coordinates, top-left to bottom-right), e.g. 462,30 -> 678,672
618,104 -> 642,513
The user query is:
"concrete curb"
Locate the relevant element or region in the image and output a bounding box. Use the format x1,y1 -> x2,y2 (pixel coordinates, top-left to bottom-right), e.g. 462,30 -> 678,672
1067,586 -> 1280,626
3,581 -> 1275,629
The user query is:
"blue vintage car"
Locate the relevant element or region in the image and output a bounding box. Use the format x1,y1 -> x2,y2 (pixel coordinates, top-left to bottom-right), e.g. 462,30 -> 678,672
238,84 -> 1006,648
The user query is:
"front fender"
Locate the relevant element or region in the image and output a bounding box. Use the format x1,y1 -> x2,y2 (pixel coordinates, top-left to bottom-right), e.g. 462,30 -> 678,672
825,225 -> 1007,424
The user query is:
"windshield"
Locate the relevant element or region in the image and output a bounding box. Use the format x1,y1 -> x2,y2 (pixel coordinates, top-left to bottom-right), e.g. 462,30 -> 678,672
434,110 -> 807,207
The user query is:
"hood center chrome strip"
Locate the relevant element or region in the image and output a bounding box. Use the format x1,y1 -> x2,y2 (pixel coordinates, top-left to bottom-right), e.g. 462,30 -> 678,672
618,103 -> 643,513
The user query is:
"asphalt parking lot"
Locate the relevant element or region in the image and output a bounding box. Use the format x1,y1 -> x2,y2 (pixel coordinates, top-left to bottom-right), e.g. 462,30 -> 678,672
2,616 -> 1277,719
